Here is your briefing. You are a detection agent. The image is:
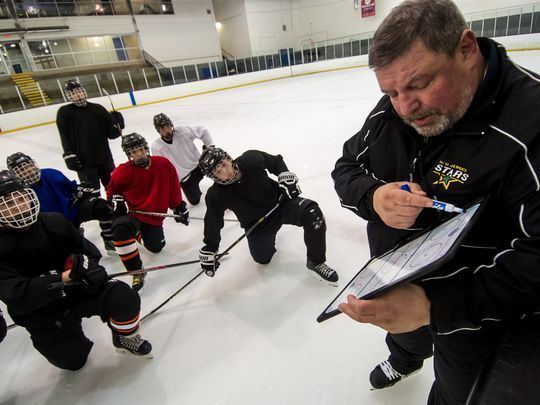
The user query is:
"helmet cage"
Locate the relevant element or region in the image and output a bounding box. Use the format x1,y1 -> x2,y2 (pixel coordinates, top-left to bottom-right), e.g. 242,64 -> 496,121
0,188 -> 40,229
66,86 -> 88,107
125,144 -> 151,167
10,160 -> 41,186
199,148 -> 240,185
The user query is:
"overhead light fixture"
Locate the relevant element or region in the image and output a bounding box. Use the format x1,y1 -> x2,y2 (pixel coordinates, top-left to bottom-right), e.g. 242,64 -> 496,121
45,49 -> 49,53
53,42 -> 58,46
215,22 -> 222,30
161,4 -> 167,11
10,44 -> 16,48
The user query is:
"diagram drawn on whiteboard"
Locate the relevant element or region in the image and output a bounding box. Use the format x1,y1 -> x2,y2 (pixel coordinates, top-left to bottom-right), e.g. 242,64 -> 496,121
318,202 -> 481,322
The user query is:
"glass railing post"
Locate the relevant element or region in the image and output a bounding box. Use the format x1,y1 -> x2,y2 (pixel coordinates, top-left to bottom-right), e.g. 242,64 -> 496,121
170,67 -> 176,84
111,72 -> 120,93
14,85 -> 27,110
57,79 -> 67,102
37,82 -> 47,106
142,68 -> 149,88
127,70 -> 135,91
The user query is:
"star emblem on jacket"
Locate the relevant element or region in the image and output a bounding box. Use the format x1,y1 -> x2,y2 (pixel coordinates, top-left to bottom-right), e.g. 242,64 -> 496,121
432,161 -> 469,190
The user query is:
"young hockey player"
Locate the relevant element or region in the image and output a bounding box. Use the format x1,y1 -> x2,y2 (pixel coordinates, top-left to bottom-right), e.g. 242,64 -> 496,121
151,113 -> 214,205
108,133 -> 189,290
6,152 -> 115,253
0,170 -> 152,369
56,79 -> 124,192
198,146 -> 339,286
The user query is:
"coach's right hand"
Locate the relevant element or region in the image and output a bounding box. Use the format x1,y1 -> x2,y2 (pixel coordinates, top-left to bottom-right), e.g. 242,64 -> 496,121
373,182 -> 432,229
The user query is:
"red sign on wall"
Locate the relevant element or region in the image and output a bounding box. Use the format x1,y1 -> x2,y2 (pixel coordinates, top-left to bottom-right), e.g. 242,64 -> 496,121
361,0 -> 376,18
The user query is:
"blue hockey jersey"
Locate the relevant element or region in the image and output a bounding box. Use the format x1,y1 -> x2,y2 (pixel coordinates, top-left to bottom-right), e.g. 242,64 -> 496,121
32,168 -> 79,221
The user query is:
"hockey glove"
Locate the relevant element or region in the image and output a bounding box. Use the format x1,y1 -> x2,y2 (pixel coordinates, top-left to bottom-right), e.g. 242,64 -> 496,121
199,248 -> 220,277
91,198 -> 114,221
71,182 -> 98,206
65,254 -> 108,293
278,171 -> 301,200
111,194 -> 128,218
110,111 -> 125,130
63,152 -> 84,171
173,201 -> 189,226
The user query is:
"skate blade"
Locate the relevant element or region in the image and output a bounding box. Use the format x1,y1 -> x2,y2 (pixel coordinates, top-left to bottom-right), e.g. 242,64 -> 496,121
115,347 -> 154,359
306,269 -> 338,287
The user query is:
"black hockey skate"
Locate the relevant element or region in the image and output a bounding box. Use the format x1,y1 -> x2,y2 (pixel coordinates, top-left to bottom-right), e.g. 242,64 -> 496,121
103,239 -> 118,256
112,332 -> 153,359
306,260 -> 339,287
369,360 -> 421,390
132,273 -> 146,291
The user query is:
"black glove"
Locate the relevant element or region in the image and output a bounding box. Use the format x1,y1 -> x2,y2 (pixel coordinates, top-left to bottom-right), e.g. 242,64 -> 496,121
63,152 -> 84,171
110,110 -> 125,130
199,248 -> 220,277
278,171 -> 301,200
173,201 -> 189,226
65,254 -> 108,293
71,182 -> 98,206
111,194 -> 128,217
91,198 -> 113,221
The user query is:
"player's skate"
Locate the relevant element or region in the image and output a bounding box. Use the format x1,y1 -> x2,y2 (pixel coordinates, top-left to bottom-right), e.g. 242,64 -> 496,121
306,260 -> 338,287
369,360 -> 421,390
112,331 -> 153,359
103,239 -> 118,256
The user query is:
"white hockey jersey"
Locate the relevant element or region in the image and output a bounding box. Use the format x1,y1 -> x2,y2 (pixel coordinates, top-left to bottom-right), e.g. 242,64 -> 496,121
151,125 -> 213,180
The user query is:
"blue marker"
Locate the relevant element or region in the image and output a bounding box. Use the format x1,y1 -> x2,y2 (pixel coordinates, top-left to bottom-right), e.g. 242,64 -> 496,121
400,184 -> 464,214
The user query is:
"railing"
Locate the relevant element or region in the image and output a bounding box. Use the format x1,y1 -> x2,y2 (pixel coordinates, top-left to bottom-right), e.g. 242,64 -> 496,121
1,0 -> 174,18
1,4 -> 539,114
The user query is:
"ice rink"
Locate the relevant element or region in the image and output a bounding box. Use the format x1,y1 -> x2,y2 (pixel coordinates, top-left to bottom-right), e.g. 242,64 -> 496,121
1,50 -> 539,405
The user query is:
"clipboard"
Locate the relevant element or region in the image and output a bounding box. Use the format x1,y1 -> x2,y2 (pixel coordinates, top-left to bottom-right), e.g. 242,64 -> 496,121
317,199 -> 484,323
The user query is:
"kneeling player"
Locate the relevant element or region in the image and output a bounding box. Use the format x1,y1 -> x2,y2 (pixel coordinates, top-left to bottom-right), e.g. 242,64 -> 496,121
6,152 -> 115,254
0,170 -> 152,369
107,133 -> 189,291
198,146 -> 339,286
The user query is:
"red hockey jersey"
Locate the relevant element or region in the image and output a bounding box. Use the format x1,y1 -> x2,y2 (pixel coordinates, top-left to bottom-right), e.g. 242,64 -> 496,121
107,156 -> 182,226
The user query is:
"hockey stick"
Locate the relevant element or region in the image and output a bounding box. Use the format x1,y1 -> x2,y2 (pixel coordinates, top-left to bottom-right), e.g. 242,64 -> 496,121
140,198 -> 284,322
101,87 -> 116,111
129,209 -> 239,223
46,255 -> 227,290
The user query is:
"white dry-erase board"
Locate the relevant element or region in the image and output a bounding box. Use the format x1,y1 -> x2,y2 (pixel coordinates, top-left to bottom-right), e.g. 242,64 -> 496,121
317,201 -> 483,323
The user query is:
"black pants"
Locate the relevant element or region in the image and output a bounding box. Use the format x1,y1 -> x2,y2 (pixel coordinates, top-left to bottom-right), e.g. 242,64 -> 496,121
246,197 -> 326,265
180,166 -> 204,205
26,281 -> 139,371
77,158 -> 115,191
112,215 -> 165,271
466,320 -> 540,405
386,322 -> 537,404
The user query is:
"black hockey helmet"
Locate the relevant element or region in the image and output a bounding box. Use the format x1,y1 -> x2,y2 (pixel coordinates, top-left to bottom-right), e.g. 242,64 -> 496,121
153,113 -> 172,130
64,79 -> 87,106
198,146 -> 240,185
6,152 -> 41,185
64,79 -> 82,92
0,169 -> 40,229
121,132 -> 150,167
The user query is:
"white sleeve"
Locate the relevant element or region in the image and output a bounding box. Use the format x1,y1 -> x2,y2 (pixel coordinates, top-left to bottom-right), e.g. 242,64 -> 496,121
191,126 -> 214,146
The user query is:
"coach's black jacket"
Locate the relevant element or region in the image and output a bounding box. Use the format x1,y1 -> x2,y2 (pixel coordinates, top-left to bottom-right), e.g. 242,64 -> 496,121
0,213 -> 101,328
332,38 -> 540,335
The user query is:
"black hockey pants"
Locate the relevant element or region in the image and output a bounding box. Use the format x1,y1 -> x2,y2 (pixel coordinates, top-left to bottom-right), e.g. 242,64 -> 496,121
246,197 -> 326,265
77,158 -> 115,191
180,166 -> 204,205
26,281 -> 139,371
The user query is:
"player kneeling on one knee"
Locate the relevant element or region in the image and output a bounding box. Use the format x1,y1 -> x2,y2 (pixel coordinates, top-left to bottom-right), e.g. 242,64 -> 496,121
0,170 -> 152,369
107,133 -> 189,291
197,146 -> 338,286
